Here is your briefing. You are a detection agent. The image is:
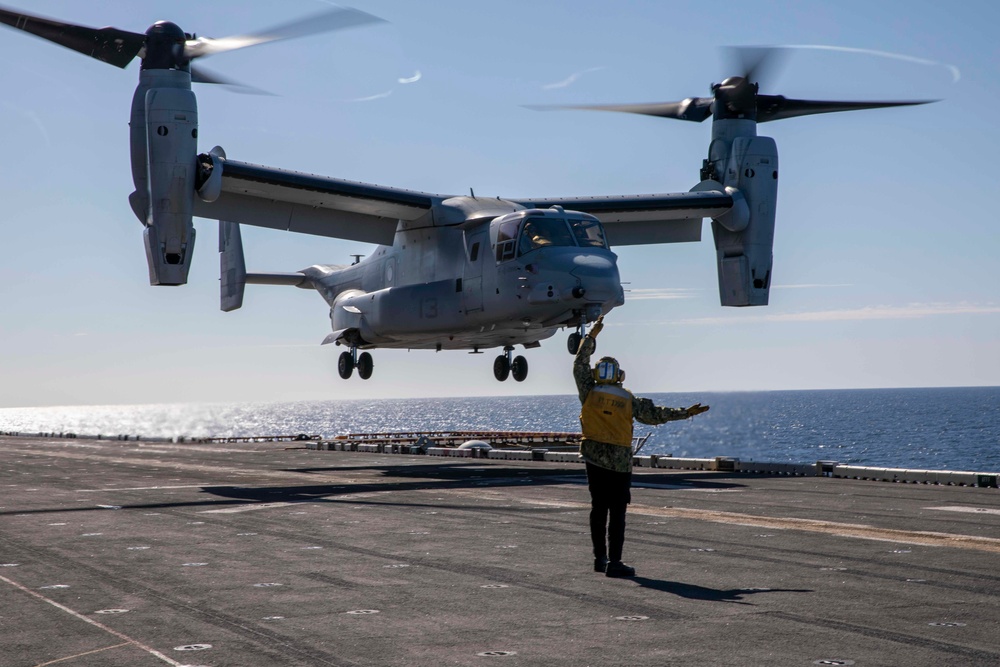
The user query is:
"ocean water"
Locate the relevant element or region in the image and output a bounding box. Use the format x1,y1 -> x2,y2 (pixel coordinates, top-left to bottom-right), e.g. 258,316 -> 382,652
1,387 -> 998,472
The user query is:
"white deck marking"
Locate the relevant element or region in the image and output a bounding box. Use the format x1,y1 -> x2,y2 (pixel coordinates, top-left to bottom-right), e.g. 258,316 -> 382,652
76,485 -> 213,492
199,501 -> 313,514
1,575 -> 183,666
926,506 -> 1000,516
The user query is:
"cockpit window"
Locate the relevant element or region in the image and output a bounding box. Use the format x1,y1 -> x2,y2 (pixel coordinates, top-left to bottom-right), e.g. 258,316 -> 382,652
494,214 -> 610,262
517,217 -> 576,256
569,217 -> 608,248
496,220 -> 520,262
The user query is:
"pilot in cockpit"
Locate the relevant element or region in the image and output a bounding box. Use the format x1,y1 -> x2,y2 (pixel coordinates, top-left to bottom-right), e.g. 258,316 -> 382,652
519,217 -> 576,256
519,220 -> 551,251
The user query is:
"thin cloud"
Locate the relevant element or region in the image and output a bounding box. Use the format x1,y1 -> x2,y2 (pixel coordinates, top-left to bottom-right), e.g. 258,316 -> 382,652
626,288 -> 701,301
542,66 -> 606,90
627,284 -> 847,300
665,302 -> 1000,326
772,283 -> 854,289
226,343 -> 322,350
350,70 -> 421,103
2,102 -> 51,147
786,44 -> 961,83
349,90 -> 393,102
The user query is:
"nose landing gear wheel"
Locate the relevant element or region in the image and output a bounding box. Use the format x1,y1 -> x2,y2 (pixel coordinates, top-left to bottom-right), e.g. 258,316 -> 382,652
357,352 -> 374,380
493,354 -> 510,382
567,332 -> 582,354
511,355 -> 528,382
338,351 -> 354,379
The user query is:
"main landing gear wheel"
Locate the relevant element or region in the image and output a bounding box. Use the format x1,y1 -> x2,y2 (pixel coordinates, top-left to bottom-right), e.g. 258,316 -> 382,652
338,351 -> 354,379
494,346 -> 528,382
493,354 -> 510,382
357,352 -> 374,380
338,347 -> 374,380
511,355 -> 528,382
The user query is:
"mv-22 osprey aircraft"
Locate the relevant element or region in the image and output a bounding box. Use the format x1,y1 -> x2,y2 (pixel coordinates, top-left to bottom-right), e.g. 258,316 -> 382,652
0,6 -> 932,382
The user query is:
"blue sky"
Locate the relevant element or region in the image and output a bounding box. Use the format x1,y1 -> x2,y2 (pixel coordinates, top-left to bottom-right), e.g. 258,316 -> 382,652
0,0 -> 997,407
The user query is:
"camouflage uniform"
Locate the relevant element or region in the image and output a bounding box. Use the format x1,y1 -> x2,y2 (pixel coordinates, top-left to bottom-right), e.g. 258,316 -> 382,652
574,336 -> 691,473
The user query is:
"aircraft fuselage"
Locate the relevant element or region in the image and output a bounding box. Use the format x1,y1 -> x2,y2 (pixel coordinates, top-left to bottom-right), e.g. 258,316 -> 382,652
309,197 -> 623,352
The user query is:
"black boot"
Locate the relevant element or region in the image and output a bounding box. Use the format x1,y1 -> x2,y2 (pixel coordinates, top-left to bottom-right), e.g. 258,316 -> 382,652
594,556 -> 609,573
605,560 -> 635,578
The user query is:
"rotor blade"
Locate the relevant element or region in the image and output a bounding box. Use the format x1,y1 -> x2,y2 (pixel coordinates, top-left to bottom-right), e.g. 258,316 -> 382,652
183,6 -> 386,60
527,98 -> 713,122
191,65 -> 272,95
0,5 -> 144,68
756,95 -> 937,123
724,46 -> 788,87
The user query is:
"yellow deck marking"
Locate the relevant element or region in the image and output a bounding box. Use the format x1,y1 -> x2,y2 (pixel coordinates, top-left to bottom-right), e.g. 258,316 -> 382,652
926,505 -> 1000,516
451,491 -> 1000,553
33,642 -> 130,667
638,506 -> 1000,553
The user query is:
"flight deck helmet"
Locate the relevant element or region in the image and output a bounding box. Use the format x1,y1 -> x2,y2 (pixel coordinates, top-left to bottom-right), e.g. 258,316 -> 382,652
593,356 -> 625,385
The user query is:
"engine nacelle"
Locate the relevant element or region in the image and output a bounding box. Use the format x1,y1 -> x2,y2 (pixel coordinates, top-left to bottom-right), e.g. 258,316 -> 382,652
710,135 -> 778,306
139,79 -> 198,285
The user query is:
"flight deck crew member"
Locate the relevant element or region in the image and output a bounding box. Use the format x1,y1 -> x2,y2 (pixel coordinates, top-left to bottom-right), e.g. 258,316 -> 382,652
574,316 -> 710,577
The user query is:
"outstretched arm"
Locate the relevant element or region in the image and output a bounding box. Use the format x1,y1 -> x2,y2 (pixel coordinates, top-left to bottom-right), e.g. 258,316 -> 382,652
573,317 -> 603,403
633,399 -> 710,425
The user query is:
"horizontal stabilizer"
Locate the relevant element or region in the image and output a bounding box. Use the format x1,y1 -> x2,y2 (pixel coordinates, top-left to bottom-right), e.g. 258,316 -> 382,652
246,273 -> 310,287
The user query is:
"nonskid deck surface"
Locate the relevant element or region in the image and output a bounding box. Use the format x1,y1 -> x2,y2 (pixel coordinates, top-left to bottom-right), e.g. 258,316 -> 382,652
2,435 -> 999,666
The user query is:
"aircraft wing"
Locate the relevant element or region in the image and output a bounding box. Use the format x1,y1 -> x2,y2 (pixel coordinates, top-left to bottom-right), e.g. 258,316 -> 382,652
192,154 -> 733,246
193,157 -> 445,245
513,190 -> 734,245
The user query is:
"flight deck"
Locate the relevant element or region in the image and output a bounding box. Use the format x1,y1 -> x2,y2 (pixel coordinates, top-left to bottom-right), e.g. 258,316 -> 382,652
2,433 -> 999,666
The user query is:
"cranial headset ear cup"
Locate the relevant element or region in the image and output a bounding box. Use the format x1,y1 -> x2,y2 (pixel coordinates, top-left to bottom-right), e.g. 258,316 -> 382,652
618,369 -> 625,383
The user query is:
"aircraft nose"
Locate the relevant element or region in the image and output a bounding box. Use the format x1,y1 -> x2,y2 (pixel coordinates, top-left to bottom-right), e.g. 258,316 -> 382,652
569,253 -> 621,303
569,254 -> 615,277
524,250 -> 621,305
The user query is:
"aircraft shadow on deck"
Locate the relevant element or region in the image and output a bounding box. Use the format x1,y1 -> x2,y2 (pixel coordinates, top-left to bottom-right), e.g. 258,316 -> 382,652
199,465 -> 746,509
282,463 -> 748,488
1,464 -> 746,516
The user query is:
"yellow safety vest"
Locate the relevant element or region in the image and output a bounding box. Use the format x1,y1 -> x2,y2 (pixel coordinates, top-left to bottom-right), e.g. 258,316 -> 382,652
580,384 -> 634,448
